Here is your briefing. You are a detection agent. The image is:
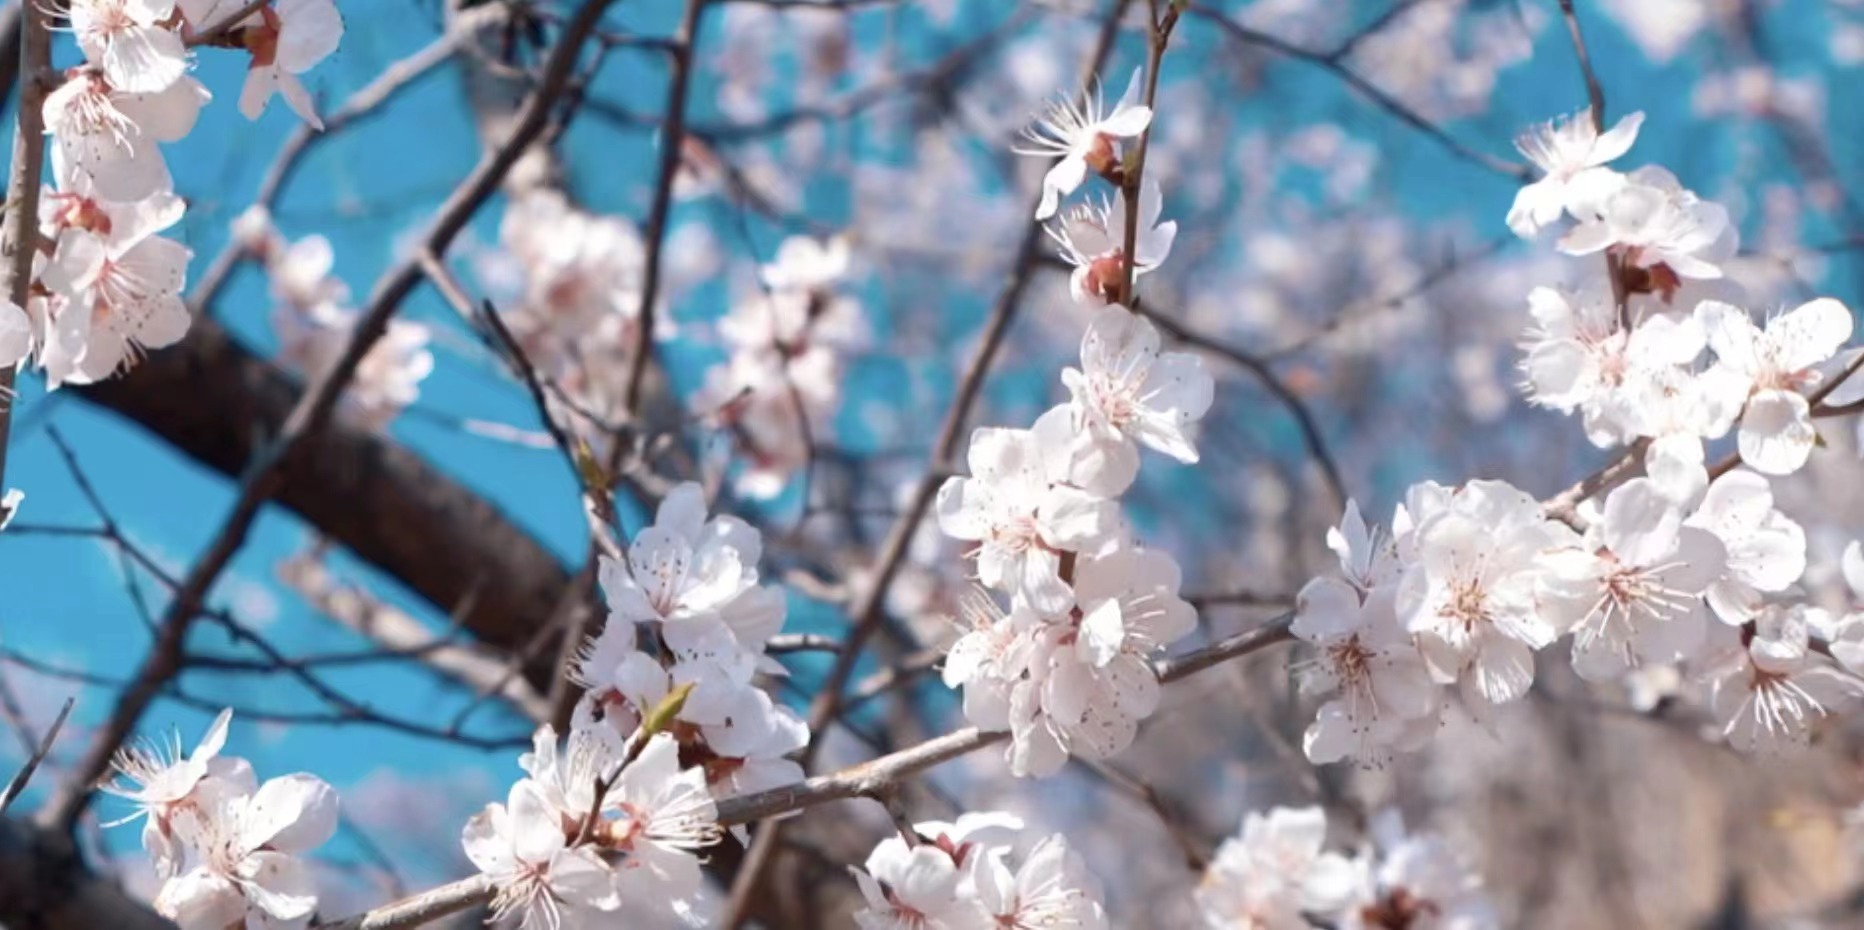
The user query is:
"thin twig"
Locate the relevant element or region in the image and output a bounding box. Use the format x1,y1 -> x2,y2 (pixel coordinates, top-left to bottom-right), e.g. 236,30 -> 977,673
0,697 -> 74,816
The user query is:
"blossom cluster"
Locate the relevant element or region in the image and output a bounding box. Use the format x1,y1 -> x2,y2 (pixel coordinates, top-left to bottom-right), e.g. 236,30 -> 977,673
572,482 -> 806,808
2,0 -> 342,388
936,67 -> 1213,777
489,189 -> 648,428
695,234 -> 869,499
454,481 -> 805,926
936,306 -> 1213,776
1195,805 -> 1497,929
1288,103 -> 1864,766
1026,70 -> 1180,308
101,710 -> 340,929
463,726 -> 722,928
235,205 -> 435,430
850,812 -> 1109,930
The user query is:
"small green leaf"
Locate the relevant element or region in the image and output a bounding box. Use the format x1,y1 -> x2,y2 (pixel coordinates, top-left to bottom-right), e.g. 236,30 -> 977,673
642,681 -> 696,738
574,436 -> 608,492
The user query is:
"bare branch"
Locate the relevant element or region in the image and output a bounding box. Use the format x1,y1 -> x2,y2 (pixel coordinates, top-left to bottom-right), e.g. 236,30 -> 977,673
0,698 -> 74,816
0,0 -> 52,493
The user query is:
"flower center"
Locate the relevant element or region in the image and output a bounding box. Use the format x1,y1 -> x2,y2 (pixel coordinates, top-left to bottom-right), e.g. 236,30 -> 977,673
1441,578 -> 1490,633
1083,252 -> 1127,303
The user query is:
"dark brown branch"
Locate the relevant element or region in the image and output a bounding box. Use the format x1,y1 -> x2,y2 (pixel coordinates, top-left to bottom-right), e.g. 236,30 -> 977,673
0,698 -> 73,816
0,0 -> 51,492
74,316 -> 572,691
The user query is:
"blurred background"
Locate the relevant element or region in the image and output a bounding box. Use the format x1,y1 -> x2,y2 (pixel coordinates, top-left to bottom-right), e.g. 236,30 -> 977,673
7,0 -> 1864,926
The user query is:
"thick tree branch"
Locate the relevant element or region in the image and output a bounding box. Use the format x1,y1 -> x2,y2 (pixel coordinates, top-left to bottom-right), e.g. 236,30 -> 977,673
74,317 -> 573,691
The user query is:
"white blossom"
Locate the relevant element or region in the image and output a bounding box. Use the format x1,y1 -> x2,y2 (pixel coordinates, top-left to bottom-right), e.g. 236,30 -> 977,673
100,708 -> 235,878
464,779 -> 621,930
1824,541 -> 1864,676
1706,605 -> 1864,752
1698,297 -> 1853,475
1313,811 -> 1501,930
600,733 -> 722,919
1293,573 -> 1437,765
598,481 -> 784,655
1016,68 -> 1153,220
1560,166 -> 1737,293
68,0 -> 189,95
971,834 -> 1108,930
1684,469 -> 1806,626
35,187 -> 193,385
156,772 -> 339,930
234,0 -> 345,129
1006,548 -> 1193,776
935,414 -> 1119,614
759,234 -> 850,292
1507,107 -> 1644,238
43,70 -> 209,202
1540,478 -> 1724,681
1056,304 -> 1213,496
1046,178 -> 1177,306
1196,806 -> 1354,930
1396,480 -> 1576,708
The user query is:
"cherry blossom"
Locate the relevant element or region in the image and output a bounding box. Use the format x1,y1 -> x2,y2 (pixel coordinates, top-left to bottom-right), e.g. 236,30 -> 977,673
0,488 -> 22,532
759,234 -> 850,292
1684,469 -> 1806,626
274,301 -> 434,430
1507,107 -> 1645,238
1822,541 -> 1864,675
1046,178 -> 1178,305
1293,572 -> 1437,765
1706,605 -> 1864,752
1517,286 -> 1724,458
971,834 -> 1109,930
1698,297 -> 1854,475
599,733 -> 722,919
230,0 -> 345,129
1396,479 -> 1577,708
464,779 -> 621,930
1195,806 -> 1355,929
1056,305 -> 1213,496
1016,68 -> 1153,220
100,708 -> 234,877
68,0 -> 189,95
43,70 -> 210,202
571,623 -> 804,801
1540,478 -> 1725,681
155,772 -> 339,930
598,481 -> 783,648
1003,548 -> 1193,775
35,187 -> 193,385
1312,811 -> 1501,930
935,417 -> 1119,614
1560,166 -> 1737,295
1328,499 -> 1402,592
942,592 -> 1037,735
853,812 -> 1095,930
